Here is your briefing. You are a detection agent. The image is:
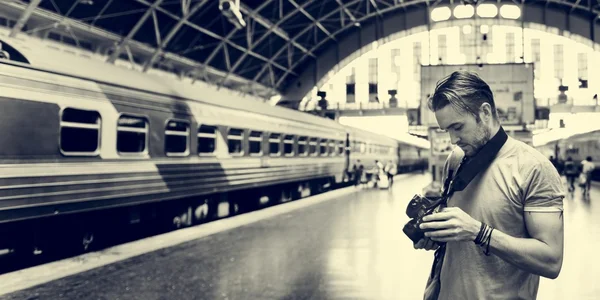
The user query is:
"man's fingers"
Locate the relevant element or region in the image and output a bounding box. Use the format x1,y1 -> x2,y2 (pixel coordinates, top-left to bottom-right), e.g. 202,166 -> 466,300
422,211 -> 453,222
420,220 -> 453,230
414,238 -> 439,250
425,239 -> 439,250
425,228 -> 456,238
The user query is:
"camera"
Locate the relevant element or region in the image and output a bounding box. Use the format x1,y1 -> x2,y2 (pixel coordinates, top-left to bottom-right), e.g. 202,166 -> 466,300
219,0 -> 246,29
402,194 -> 446,244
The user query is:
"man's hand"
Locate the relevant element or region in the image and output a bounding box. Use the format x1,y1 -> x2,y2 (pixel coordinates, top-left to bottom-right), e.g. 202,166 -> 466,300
414,237 -> 440,250
419,207 -> 481,242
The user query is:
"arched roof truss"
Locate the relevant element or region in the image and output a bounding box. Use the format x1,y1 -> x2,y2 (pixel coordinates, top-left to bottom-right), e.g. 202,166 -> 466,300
0,0 -> 598,103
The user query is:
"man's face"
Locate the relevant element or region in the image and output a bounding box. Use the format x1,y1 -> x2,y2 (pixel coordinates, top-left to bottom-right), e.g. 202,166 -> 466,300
434,104 -> 491,157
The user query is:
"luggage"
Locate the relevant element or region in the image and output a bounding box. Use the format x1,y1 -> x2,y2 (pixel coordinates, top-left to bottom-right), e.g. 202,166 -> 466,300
578,173 -> 587,187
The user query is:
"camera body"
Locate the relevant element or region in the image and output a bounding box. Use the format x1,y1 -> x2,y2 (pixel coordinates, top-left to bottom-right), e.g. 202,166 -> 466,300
402,194 -> 446,243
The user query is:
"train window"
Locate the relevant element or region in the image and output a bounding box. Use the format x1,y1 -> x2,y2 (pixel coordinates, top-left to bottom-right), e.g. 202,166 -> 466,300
165,120 -> 189,156
309,137 -> 318,155
328,140 -> 335,155
228,128 -> 244,155
269,133 -> 281,156
338,140 -> 345,155
249,131 -> 263,155
117,115 -> 148,154
360,142 -> 366,154
198,125 -> 217,154
60,108 -> 101,155
320,139 -> 328,155
298,136 -> 308,155
284,135 -> 294,155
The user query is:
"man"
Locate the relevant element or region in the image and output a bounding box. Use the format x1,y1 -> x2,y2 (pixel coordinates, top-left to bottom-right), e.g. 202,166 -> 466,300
415,71 -> 565,299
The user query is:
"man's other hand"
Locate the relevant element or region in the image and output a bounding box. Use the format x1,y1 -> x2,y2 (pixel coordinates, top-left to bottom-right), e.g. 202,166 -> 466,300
414,237 -> 440,250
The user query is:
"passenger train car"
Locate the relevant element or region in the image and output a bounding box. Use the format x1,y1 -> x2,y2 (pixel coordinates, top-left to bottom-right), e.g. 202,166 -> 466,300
0,36 -> 428,254
535,129 -> 600,180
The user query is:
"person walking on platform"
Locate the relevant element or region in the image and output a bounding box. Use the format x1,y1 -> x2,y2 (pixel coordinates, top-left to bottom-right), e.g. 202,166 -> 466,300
580,156 -> 595,195
564,156 -> 578,192
384,160 -> 396,186
414,70 -> 565,300
354,160 -> 363,187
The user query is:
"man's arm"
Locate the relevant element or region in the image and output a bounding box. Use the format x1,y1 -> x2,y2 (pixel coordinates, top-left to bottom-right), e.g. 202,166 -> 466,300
421,207 -> 564,279
485,210 -> 563,279
476,212 -> 564,279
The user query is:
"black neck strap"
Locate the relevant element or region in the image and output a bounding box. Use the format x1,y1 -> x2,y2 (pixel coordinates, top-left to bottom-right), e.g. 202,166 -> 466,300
445,126 -> 508,196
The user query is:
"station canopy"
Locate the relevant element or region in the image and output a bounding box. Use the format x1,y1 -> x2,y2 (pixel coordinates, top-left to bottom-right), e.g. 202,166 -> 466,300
3,0 -> 600,99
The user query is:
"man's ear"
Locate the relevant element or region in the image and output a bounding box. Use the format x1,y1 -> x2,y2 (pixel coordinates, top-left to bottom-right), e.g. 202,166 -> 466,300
479,102 -> 493,121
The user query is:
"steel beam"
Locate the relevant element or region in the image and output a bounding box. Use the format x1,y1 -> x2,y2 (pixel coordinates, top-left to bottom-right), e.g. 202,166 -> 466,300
288,0 -> 337,42
370,0 -> 383,17
221,0 -> 319,86
275,0 -> 431,89
0,0 -> 273,96
143,0 -> 210,72
239,3 -> 312,55
133,0 -> 295,75
9,0 -> 42,38
91,0 -> 116,26
216,0 -> 318,86
253,0 -> 371,84
107,0 -> 164,63
201,29 -> 239,68
336,0 -> 357,26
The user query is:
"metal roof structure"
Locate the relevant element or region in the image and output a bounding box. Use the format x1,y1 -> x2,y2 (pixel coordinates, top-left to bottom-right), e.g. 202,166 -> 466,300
1,0 -> 599,101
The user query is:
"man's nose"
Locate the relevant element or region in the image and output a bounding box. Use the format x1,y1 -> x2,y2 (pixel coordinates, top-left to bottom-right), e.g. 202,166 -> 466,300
449,132 -> 460,145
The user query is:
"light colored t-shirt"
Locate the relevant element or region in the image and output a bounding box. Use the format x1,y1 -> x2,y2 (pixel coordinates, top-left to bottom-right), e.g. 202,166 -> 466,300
437,135 -> 565,300
582,160 -> 595,174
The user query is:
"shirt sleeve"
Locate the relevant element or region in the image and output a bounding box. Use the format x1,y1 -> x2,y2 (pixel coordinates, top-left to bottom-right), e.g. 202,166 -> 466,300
523,159 -> 565,212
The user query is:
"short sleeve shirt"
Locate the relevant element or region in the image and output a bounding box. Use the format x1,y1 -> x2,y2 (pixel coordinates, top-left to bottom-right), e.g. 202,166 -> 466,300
582,161 -> 595,174
438,136 -> 565,300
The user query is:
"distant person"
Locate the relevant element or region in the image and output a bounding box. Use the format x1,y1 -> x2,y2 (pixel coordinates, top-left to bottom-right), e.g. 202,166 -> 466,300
581,156 -> 595,195
563,156 -> 578,192
384,160 -> 397,186
370,160 -> 383,184
354,160 -> 363,187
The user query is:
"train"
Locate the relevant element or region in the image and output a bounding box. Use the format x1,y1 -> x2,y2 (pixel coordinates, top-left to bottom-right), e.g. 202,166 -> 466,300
535,129 -> 600,180
0,35 -> 428,256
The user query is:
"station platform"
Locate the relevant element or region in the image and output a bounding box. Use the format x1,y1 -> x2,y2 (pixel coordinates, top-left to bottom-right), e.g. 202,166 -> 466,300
0,173 -> 598,300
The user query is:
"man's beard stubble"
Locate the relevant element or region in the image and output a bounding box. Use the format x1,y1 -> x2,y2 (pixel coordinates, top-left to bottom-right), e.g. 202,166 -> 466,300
473,123 -> 492,154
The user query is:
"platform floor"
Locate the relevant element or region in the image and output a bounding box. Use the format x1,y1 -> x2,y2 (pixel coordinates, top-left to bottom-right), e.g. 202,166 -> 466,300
1,173 -> 599,300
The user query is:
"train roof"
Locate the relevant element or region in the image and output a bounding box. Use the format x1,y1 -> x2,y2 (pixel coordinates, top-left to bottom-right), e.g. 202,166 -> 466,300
343,125 -> 430,149
397,133 -> 431,149
0,33 -> 430,150
533,126 -> 600,147
0,33 -> 346,132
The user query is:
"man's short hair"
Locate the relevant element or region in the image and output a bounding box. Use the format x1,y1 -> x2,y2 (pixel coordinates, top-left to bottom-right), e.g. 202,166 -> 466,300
427,70 -> 498,122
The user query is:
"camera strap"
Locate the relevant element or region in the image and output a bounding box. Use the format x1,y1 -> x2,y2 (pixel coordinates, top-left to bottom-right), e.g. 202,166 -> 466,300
425,126 -> 508,300
442,126 -> 508,204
